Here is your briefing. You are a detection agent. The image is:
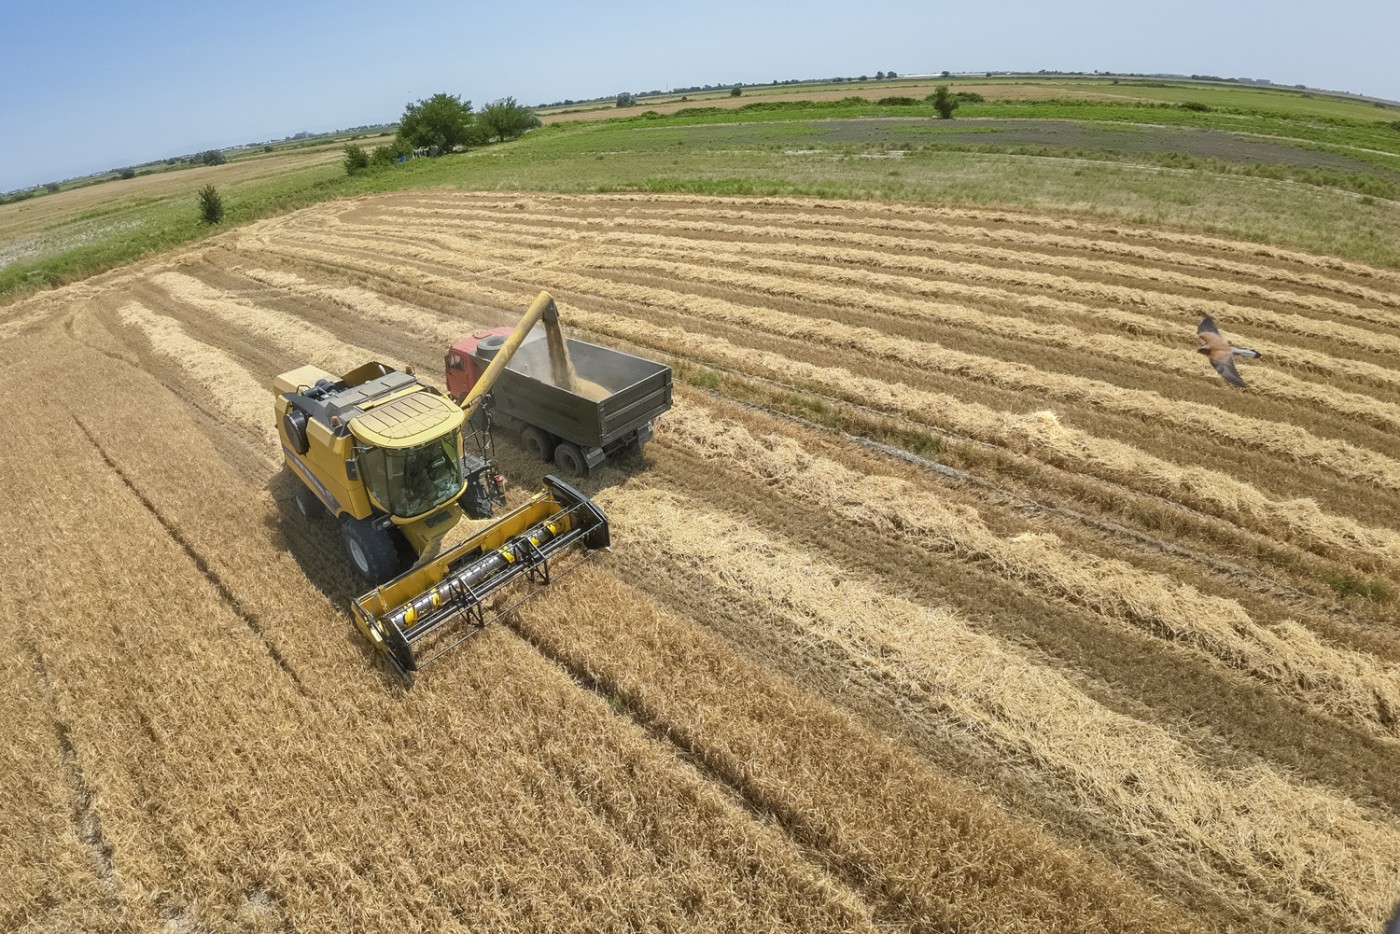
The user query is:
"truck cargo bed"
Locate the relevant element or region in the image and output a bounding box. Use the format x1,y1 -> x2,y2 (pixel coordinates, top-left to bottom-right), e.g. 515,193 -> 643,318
480,337 -> 672,451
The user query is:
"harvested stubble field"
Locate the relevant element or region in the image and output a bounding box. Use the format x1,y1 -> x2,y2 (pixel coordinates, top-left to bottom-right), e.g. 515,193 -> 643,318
4,189 -> 1400,933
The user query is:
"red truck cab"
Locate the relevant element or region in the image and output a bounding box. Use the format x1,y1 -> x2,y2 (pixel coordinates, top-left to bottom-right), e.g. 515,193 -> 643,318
444,327 -> 513,402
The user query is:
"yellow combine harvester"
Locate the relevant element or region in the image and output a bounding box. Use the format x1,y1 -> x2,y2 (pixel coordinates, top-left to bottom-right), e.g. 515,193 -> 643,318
274,291 -> 610,675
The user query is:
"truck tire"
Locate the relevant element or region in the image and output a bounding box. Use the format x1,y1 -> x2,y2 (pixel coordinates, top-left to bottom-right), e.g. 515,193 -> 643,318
293,484 -> 325,521
521,426 -> 556,462
553,441 -> 588,477
341,517 -> 402,584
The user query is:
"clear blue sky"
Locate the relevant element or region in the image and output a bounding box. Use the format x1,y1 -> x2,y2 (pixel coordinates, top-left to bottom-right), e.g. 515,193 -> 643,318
2,0 -> 1397,194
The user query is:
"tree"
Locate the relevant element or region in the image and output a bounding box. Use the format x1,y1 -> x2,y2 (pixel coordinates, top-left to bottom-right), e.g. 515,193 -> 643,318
118,167 -> 136,180
343,143 -> 370,175
887,70 -> 898,79
931,85 -> 958,119
616,92 -> 636,108
876,71 -> 886,80
478,97 -> 540,142
197,184 -> 224,224
199,149 -> 227,166
730,86 -> 742,97
397,93 -> 475,157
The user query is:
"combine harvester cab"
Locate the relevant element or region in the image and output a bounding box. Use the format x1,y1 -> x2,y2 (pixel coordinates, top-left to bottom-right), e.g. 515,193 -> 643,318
274,290 -> 612,677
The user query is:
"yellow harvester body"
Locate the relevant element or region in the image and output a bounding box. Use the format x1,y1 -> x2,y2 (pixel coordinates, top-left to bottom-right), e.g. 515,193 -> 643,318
272,291 -> 610,676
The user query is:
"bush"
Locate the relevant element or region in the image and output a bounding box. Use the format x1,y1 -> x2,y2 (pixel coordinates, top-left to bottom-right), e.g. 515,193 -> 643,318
118,167 -> 136,180
343,143 -> 370,175
930,85 -> 957,119
953,91 -> 985,104
199,149 -> 227,166
1390,120 -> 1400,133
197,184 -> 224,225
616,92 -> 635,108
1179,101 -> 1212,112
370,137 -> 413,167
730,86 -> 742,97
877,96 -> 918,106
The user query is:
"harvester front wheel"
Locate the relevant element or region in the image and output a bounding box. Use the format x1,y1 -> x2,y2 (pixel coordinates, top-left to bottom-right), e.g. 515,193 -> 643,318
521,426 -> 556,462
341,518 -> 402,584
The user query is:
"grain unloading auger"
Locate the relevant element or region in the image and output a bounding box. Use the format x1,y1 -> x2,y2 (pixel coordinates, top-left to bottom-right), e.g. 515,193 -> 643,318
274,290 -> 610,676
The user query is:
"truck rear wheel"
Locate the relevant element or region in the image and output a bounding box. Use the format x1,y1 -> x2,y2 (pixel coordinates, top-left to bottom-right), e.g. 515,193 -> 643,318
553,441 -> 588,477
521,426 -> 556,462
342,518 -> 403,584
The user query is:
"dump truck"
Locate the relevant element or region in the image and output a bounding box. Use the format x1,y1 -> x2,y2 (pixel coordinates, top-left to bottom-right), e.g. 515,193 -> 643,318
445,327 -> 673,477
274,291 -> 610,675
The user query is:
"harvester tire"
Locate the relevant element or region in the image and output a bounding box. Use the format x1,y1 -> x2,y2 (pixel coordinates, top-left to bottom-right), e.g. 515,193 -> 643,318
521,426 -> 555,462
341,518 -> 402,584
553,441 -> 588,477
293,485 -> 325,521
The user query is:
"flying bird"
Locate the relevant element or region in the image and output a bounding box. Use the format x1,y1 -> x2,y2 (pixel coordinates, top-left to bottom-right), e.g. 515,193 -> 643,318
1197,315 -> 1261,388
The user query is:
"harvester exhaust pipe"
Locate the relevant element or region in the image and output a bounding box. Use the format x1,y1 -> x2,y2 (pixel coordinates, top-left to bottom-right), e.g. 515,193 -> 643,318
350,475 -> 608,676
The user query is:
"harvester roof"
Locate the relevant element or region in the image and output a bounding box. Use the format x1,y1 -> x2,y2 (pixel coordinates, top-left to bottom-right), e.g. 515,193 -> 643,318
280,364 -> 465,449
348,391 -> 464,449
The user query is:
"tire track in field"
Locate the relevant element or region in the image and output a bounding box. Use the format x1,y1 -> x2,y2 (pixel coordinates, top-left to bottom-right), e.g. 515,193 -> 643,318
16,632 -> 130,931
70,415 -> 308,695
492,617 -> 900,929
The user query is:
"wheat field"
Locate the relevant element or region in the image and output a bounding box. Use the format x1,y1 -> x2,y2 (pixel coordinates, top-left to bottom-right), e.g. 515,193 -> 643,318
4,190 -> 1400,933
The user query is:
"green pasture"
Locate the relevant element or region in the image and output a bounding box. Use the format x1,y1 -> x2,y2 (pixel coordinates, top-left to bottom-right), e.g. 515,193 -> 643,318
3,78 -> 1399,302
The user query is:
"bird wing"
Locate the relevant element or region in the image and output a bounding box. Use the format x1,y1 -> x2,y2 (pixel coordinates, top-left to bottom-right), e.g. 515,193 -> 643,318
1211,354 -> 1247,388
1197,315 -> 1222,338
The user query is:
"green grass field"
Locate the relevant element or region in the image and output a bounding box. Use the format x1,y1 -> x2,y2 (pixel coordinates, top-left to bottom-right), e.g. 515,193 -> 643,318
3,76 -> 1399,302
